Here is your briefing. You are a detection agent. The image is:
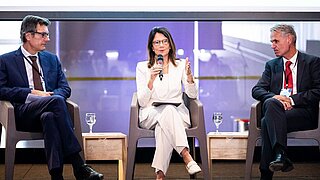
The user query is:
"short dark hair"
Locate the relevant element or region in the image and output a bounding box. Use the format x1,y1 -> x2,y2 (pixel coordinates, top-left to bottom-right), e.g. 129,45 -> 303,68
20,15 -> 51,42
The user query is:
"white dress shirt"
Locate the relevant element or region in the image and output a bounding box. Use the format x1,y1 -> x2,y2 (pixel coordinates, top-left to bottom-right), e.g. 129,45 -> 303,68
282,51 -> 298,95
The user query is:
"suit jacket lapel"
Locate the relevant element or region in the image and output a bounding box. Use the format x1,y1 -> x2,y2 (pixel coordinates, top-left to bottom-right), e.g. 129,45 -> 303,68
38,52 -> 49,87
274,57 -> 284,94
296,52 -> 305,93
14,49 -> 29,85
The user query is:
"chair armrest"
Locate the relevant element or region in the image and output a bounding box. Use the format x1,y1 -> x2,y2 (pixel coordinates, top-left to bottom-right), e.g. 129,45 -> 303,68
189,98 -> 203,128
0,100 -> 15,129
182,92 -> 205,129
249,101 -> 262,130
317,102 -> 320,128
66,99 -> 82,132
66,99 -> 79,122
66,99 -> 84,159
130,93 -> 139,130
182,92 -> 200,128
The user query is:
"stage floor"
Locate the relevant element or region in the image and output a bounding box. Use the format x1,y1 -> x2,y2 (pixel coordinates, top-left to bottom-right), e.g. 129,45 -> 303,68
1,161 -> 320,179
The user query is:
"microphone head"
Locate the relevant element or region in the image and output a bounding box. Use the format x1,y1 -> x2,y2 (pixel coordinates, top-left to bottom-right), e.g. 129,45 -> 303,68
157,54 -> 163,65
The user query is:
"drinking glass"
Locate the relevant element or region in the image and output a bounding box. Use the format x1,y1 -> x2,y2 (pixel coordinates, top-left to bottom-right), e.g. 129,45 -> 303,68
85,112 -> 96,133
213,112 -> 223,133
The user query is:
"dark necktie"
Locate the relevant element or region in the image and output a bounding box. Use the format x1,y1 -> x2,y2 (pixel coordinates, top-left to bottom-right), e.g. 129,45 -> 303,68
29,56 -> 44,91
284,61 -> 293,92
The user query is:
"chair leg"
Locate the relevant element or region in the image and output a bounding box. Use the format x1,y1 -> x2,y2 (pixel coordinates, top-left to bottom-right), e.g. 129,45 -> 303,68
315,138 -> 320,152
245,137 -> 257,180
198,137 -> 211,180
5,139 -> 17,180
188,137 -> 196,179
0,125 -> 2,143
126,136 -> 138,180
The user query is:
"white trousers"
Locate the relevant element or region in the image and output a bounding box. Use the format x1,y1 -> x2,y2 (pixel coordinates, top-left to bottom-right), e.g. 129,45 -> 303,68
140,105 -> 189,175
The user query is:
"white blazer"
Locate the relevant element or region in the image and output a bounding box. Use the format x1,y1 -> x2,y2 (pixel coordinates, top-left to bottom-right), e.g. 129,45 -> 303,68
136,59 -> 198,125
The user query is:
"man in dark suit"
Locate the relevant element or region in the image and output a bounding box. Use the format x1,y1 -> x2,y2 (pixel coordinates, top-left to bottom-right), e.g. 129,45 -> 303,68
252,24 -> 320,179
0,15 -> 103,180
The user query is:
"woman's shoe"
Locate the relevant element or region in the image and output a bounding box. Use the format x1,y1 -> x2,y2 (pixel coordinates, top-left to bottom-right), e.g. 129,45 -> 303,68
186,161 -> 201,175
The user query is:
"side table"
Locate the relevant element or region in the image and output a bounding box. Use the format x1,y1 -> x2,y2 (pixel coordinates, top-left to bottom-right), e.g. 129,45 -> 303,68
207,131 -> 248,160
82,132 -> 127,180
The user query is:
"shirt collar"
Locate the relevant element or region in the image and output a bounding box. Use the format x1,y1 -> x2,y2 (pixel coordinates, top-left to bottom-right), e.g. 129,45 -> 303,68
21,45 -> 38,59
283,51 -> 298,65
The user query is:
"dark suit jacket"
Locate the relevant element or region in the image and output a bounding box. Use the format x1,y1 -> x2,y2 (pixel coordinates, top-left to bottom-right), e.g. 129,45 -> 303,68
252,51 -> 320,118
0,47 -> 71,105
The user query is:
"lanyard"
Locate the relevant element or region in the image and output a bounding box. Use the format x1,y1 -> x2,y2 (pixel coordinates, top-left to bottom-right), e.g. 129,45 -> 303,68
22,55 -> 44,79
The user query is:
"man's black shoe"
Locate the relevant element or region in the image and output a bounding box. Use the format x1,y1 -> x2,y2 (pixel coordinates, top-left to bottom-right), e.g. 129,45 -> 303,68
269,152 -> 294,172
260,169 -> 273,180
281,158 -> 294,172
74,164 -> 104,180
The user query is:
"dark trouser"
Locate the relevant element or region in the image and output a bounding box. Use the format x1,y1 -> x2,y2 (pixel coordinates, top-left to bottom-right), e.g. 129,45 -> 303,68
14,95 -> 82,171
260,98 -> 316,171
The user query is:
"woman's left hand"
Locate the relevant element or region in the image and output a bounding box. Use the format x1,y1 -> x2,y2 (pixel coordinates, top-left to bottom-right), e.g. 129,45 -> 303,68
185,57 -> 192,75
185,57 -> 194,83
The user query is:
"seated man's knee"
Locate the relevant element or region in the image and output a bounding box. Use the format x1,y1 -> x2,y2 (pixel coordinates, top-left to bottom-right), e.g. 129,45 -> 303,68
40,112 -> 54,122
263,98 -> 282,109
42,96 -> 67,111
50,95 -> 66,105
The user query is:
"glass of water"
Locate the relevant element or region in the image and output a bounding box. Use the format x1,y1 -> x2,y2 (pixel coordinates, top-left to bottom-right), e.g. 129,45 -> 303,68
85,112 -> 96,133
213,112 -> 223,133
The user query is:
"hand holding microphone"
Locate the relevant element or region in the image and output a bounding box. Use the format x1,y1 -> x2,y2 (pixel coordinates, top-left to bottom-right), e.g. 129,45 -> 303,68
148,55 -> 163,90
149,54 -> 163,81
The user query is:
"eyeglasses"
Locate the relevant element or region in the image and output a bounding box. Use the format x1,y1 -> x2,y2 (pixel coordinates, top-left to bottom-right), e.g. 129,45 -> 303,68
153,39 -> 169,46
32,31 -> 50,38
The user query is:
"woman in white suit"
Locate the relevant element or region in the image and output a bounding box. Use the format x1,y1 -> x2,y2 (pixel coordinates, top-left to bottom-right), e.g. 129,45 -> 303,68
136,26 -> 201,180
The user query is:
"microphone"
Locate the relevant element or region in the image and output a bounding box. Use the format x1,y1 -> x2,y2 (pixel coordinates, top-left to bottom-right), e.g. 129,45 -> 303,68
157,54 -> 163,80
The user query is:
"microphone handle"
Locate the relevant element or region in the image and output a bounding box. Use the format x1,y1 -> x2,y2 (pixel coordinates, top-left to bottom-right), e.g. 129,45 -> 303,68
159,69 -> 163,80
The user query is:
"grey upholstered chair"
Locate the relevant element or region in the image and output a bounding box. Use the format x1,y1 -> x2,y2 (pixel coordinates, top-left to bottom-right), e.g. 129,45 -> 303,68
245,101 -> 320,180
126,92 -> 211,180
0,99 -> 84,180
